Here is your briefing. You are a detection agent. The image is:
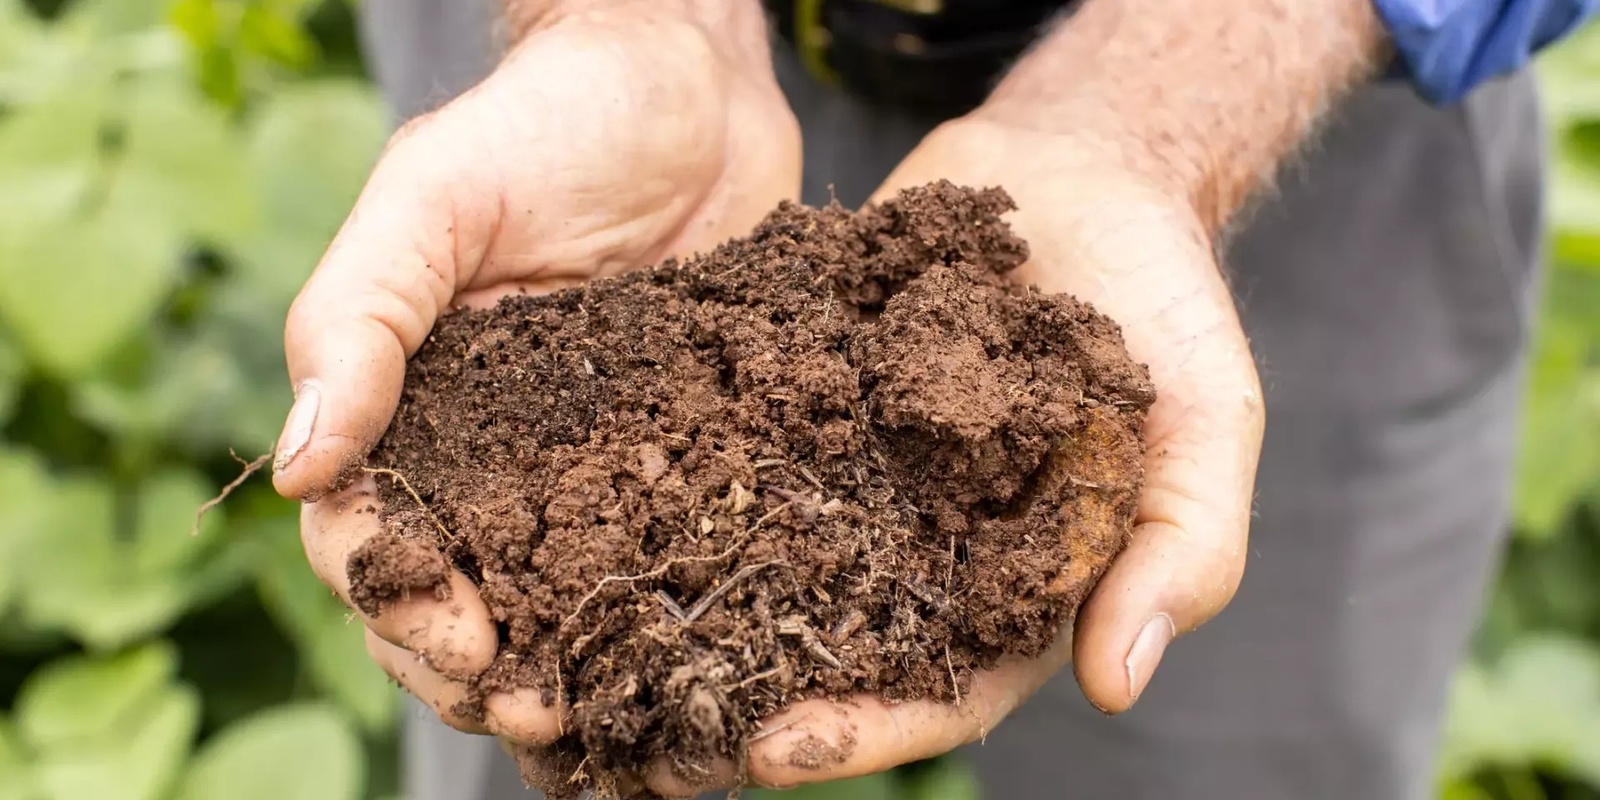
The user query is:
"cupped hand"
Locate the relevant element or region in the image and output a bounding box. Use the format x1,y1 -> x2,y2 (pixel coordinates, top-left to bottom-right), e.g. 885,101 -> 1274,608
273,1 -> 800,751
641,116 -> 1265,797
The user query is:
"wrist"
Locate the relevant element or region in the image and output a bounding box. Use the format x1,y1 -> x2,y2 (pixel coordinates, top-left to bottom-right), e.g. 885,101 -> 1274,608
963,0 -> 1387,238
507,0 -> 772,58
885,117 -> 1214,256
962,101 -> 1216,235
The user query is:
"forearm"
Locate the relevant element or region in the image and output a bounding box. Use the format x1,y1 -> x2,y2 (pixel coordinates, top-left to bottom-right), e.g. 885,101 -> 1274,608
500,0 -> 773,66
976,0 -> 1389,235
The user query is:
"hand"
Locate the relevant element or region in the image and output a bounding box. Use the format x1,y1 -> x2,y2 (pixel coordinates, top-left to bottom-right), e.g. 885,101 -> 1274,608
274,0 -> 800,749
655,117 -> 1265,795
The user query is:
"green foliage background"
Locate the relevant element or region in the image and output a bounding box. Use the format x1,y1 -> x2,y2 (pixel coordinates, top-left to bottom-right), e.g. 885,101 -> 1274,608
0,2 -> 1597,799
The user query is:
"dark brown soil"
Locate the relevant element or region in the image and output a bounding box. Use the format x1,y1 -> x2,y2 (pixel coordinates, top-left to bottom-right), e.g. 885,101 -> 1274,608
356,182 -> 1155,798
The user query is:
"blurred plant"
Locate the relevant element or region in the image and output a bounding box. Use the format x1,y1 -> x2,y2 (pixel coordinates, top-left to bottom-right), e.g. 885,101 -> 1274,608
2,1 -> 1600,799
0,0 -> 397,798
1431,20 -> 1600,800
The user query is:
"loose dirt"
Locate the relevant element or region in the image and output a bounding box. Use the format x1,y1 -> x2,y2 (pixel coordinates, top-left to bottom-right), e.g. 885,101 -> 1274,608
355,182 -> 1155,798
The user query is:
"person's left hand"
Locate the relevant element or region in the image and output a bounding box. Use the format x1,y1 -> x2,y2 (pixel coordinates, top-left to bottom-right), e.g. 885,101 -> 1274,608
628,114 -> 1264,799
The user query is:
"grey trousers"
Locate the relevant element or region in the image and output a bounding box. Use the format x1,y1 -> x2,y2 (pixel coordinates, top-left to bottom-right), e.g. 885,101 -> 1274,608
357,2 -> 1548,798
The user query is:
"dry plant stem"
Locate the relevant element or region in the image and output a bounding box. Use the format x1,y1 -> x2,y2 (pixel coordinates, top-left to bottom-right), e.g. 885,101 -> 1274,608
551,499 -> 798,734
680,560 -> 792,624
557,500 -> 796,636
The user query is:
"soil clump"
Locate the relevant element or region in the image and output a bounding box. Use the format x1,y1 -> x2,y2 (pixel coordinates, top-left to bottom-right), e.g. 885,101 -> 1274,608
356,182 -> 1155,798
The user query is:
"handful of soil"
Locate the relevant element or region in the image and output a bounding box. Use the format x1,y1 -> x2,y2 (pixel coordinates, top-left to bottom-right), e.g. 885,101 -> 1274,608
355,182 -> 1155,797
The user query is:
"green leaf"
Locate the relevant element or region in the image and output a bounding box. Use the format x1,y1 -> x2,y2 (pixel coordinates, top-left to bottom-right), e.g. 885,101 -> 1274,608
229,79 -> 388,303
0,449 -> 53,620
0,333 -> 28,424
14,642 -> 178,750
108,75 -> 256,246
33,685 -> 200,800
17,475 -> 253,649
257,519 -> 396,732
172,703 -> 364,800
0,202 -> 185,378
1439,662 -> 1523,778
72,320 -> 287,456
64,0 -> 176,35
1444,636 -> 1600,785
168,0 -> 221,49
0,5 -> 107,107
15,477 -> 122,642
1513,385 -> 1600,538
0,718 -> 40,800
238,4 -> 317,69
1435,775 -> 1495,800
899,759 -> 980,800
0,84 -> 107,224
747,773 -> 897,800
133,468 -> 222,575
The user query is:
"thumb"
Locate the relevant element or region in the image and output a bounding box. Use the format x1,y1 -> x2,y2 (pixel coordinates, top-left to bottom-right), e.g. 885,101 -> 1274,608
1069,300 -> 1264,714
272,114 -> 483,499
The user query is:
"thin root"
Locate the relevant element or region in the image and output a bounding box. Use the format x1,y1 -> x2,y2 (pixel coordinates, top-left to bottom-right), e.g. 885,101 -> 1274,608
362,467 -> 455,543
681,560 -> 791,624
723,665 -> 785,692
559,500 -> 794,636
552,500 -> 795,737
192,450 -> 271,537
945,645 -> 961,707
746,719 -> 801,744
567,754 -> 590,785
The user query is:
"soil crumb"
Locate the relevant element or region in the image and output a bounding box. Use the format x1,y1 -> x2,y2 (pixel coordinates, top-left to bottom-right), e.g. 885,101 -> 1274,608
359,182 -> 1155,798
346,531 -> 451,615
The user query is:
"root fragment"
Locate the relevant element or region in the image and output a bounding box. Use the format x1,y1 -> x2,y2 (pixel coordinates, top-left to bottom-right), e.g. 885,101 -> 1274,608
191,450 -> 270,537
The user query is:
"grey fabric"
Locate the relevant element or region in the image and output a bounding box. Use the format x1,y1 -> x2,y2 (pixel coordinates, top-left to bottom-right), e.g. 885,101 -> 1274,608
353,0 -> 505,123
357,4 -> 1547,799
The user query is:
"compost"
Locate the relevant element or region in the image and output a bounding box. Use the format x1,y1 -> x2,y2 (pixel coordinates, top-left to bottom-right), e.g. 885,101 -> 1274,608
354,181 -> 1155,797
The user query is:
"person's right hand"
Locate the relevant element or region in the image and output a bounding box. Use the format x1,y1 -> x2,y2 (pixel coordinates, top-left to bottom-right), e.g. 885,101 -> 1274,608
272,0 -> 800,748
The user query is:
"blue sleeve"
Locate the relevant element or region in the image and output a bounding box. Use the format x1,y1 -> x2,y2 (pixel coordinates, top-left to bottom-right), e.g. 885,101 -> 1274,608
1373,0 -> 1600,104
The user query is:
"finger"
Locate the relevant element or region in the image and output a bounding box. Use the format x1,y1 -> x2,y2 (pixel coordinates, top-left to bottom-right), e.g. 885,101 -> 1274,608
745,634 -> 1072,788
1071,352 -> 1264,714
303,475 -> 497,677
482,684 -> 566,746
507,740 -> 635,796
640,754 -> 738,799
272,110 -> 490,500
368,631 -> 564,745
367,629 -> 491,735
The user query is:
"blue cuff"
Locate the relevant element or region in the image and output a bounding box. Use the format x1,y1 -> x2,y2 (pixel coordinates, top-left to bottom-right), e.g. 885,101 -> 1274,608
1374,0 -> 1600,104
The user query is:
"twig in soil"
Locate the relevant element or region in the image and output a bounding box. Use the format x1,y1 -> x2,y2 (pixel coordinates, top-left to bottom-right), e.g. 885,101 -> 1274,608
797,466 -> 825,491
656,590 -> 688,621
192,450 -> 271,537
361,467 -> 454,543
946,535 -> 956,588
723,665 -> 785,692
805,641 -> 843,670
559,500 -> 795,636
830,610 -> 866,643
945,645 -> 962,707
567,755 -> 590,785
681,560 -> 791,624
1067,475 -> 1104,490
779,619 -> 845,670
551,500 -> 795,737
746,719 -> 801,744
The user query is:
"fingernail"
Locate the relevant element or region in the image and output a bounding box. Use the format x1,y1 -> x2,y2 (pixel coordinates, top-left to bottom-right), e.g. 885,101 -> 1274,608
1126,612 -> 1175,702
274,381 -> 321,473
